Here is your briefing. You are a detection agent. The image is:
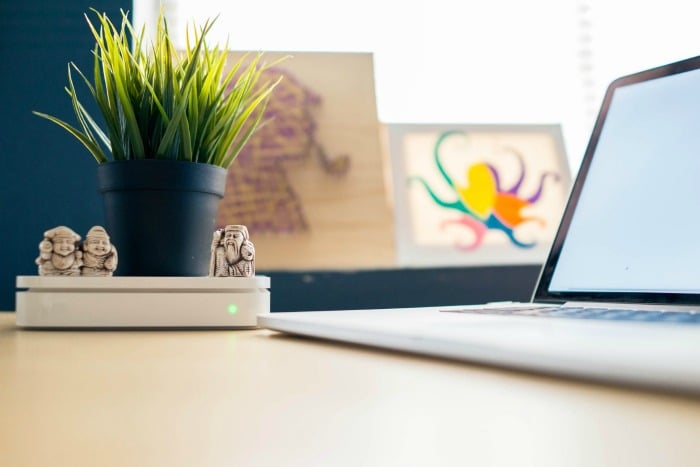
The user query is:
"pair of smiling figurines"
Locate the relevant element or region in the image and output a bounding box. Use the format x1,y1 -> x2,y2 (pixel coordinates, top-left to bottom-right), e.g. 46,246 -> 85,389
36,225 -> 118,277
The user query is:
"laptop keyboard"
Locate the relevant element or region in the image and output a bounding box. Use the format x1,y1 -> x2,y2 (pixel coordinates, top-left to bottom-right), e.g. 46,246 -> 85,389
442,306 -> 700,324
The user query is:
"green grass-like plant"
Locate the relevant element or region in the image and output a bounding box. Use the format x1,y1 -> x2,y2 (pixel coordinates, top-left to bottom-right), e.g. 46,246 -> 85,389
33,9 -> 283,168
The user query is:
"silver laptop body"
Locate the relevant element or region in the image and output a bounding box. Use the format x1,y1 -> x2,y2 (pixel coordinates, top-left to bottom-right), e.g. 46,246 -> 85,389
259,55 -> 700,394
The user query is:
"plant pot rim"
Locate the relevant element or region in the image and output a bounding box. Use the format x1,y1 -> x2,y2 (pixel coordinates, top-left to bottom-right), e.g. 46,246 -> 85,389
99,159 -> 224,166
97,159 -> 227,196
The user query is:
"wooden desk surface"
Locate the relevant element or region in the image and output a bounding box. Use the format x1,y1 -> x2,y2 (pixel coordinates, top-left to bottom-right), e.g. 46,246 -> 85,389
1,313 -> 699,467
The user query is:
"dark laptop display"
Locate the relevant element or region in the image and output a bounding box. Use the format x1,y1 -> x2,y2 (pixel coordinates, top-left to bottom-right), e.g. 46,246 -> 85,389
535,55 -> 700,306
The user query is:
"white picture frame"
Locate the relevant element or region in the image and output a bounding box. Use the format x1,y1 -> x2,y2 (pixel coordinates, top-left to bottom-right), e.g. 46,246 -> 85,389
388,123 -> 572,267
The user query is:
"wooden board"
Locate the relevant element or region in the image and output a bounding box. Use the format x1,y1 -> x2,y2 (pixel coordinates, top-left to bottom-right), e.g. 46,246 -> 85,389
218,51 -> 395,269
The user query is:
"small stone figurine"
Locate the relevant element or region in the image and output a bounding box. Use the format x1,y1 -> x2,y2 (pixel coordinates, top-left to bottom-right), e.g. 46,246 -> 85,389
36,226 -> 83,276
210,225 -> 256,277
80,226 -> 118,277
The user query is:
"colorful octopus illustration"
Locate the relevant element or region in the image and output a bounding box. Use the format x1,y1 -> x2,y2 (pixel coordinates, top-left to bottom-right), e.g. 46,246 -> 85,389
409,130 -> 560,250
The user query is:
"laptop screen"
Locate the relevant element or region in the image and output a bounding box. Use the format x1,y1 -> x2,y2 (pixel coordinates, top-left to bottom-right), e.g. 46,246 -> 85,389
535,56 -> 700,304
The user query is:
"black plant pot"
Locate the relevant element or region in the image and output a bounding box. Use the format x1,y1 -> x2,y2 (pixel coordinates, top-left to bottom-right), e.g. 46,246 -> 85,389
97,160 -> 227,276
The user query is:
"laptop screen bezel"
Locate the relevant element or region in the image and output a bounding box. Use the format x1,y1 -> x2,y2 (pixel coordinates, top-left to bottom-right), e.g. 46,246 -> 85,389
533,54 -> 700,305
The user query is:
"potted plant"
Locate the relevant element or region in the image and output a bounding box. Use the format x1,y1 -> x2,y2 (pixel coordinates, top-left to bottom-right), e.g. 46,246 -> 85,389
33,9 -> 283,276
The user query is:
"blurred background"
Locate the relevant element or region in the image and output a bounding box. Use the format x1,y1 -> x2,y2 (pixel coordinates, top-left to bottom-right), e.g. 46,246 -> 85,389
2,0 -> 698,311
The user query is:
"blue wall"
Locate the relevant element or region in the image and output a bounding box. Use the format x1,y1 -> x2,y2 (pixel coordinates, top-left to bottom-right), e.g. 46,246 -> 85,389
0,1 -> 129,310
266,265 -> 539,312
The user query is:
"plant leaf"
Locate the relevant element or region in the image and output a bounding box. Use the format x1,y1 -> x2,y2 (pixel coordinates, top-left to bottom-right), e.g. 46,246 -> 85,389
33,111 -> 108,163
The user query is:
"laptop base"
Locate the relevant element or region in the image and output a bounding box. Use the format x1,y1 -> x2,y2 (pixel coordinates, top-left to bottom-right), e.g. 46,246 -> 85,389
259,306 -> 700,394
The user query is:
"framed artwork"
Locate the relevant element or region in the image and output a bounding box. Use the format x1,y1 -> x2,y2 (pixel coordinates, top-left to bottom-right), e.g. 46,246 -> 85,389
388,124 -> 571,267
217,52 -> 395,270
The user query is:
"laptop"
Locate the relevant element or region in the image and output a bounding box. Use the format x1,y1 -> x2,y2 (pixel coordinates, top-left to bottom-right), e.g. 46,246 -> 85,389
259,55 -> 700,394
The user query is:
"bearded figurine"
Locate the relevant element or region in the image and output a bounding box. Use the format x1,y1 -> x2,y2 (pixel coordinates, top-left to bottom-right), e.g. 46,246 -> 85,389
35,226 -> 83,276
209,225 -> 256,277
80,226 -> 118,277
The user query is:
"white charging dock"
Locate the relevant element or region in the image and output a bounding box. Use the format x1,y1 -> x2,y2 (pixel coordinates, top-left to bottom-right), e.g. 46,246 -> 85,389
15,275 -> 270,329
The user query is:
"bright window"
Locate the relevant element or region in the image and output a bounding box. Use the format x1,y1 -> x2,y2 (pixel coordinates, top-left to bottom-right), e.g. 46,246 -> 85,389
134,0 -> 700,171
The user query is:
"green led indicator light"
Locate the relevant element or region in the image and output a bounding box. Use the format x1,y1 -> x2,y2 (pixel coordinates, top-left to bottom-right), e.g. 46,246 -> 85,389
227,304 -> 239,315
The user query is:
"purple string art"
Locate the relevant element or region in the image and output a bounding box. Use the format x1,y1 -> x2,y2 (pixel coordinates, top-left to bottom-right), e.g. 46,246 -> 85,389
217,67 -> 350,234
